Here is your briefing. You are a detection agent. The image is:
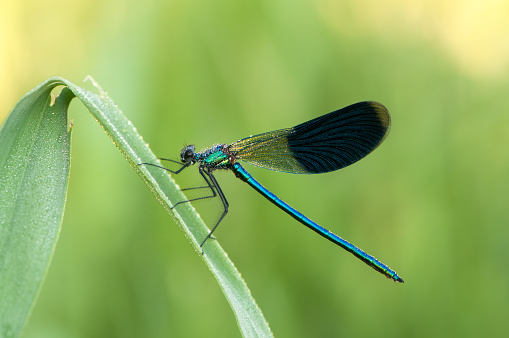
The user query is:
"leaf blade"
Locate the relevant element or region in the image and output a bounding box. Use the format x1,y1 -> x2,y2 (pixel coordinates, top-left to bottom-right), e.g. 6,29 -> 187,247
61,77 -> 273,337
1,77 -> 272,337
0,84 -> 73,337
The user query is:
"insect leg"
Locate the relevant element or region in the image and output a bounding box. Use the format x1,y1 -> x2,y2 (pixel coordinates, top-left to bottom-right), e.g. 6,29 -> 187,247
199,169 -> 229,247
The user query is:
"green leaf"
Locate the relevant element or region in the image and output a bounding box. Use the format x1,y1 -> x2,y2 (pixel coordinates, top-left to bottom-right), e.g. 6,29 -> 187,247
0,77 -> 272,337
0,82 -> 73,337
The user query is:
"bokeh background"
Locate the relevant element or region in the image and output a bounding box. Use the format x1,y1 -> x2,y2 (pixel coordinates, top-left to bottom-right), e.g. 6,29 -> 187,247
2,0 -> 509,337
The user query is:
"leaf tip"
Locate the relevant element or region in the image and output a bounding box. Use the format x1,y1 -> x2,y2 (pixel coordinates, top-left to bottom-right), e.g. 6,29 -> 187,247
83,75 -> 106,96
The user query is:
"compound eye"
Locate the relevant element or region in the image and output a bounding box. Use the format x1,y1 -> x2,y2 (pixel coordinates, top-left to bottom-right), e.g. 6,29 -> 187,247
180,145 -> 196,163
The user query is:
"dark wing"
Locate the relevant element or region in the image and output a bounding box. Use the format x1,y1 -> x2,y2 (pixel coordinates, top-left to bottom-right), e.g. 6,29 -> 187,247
229,101 -> 390,174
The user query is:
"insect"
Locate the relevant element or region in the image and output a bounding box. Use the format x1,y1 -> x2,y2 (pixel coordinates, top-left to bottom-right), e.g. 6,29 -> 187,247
142,101 -> 403,282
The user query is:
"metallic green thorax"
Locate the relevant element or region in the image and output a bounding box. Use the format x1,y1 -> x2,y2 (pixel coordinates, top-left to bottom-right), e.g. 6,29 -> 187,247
197,144 -> 232,170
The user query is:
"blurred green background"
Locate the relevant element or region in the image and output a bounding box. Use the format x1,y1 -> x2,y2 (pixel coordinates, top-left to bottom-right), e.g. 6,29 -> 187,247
2,0 -> 509,337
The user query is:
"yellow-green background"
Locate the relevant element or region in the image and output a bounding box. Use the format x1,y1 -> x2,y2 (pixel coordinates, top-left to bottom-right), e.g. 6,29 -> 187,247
2,0 -> 509,337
